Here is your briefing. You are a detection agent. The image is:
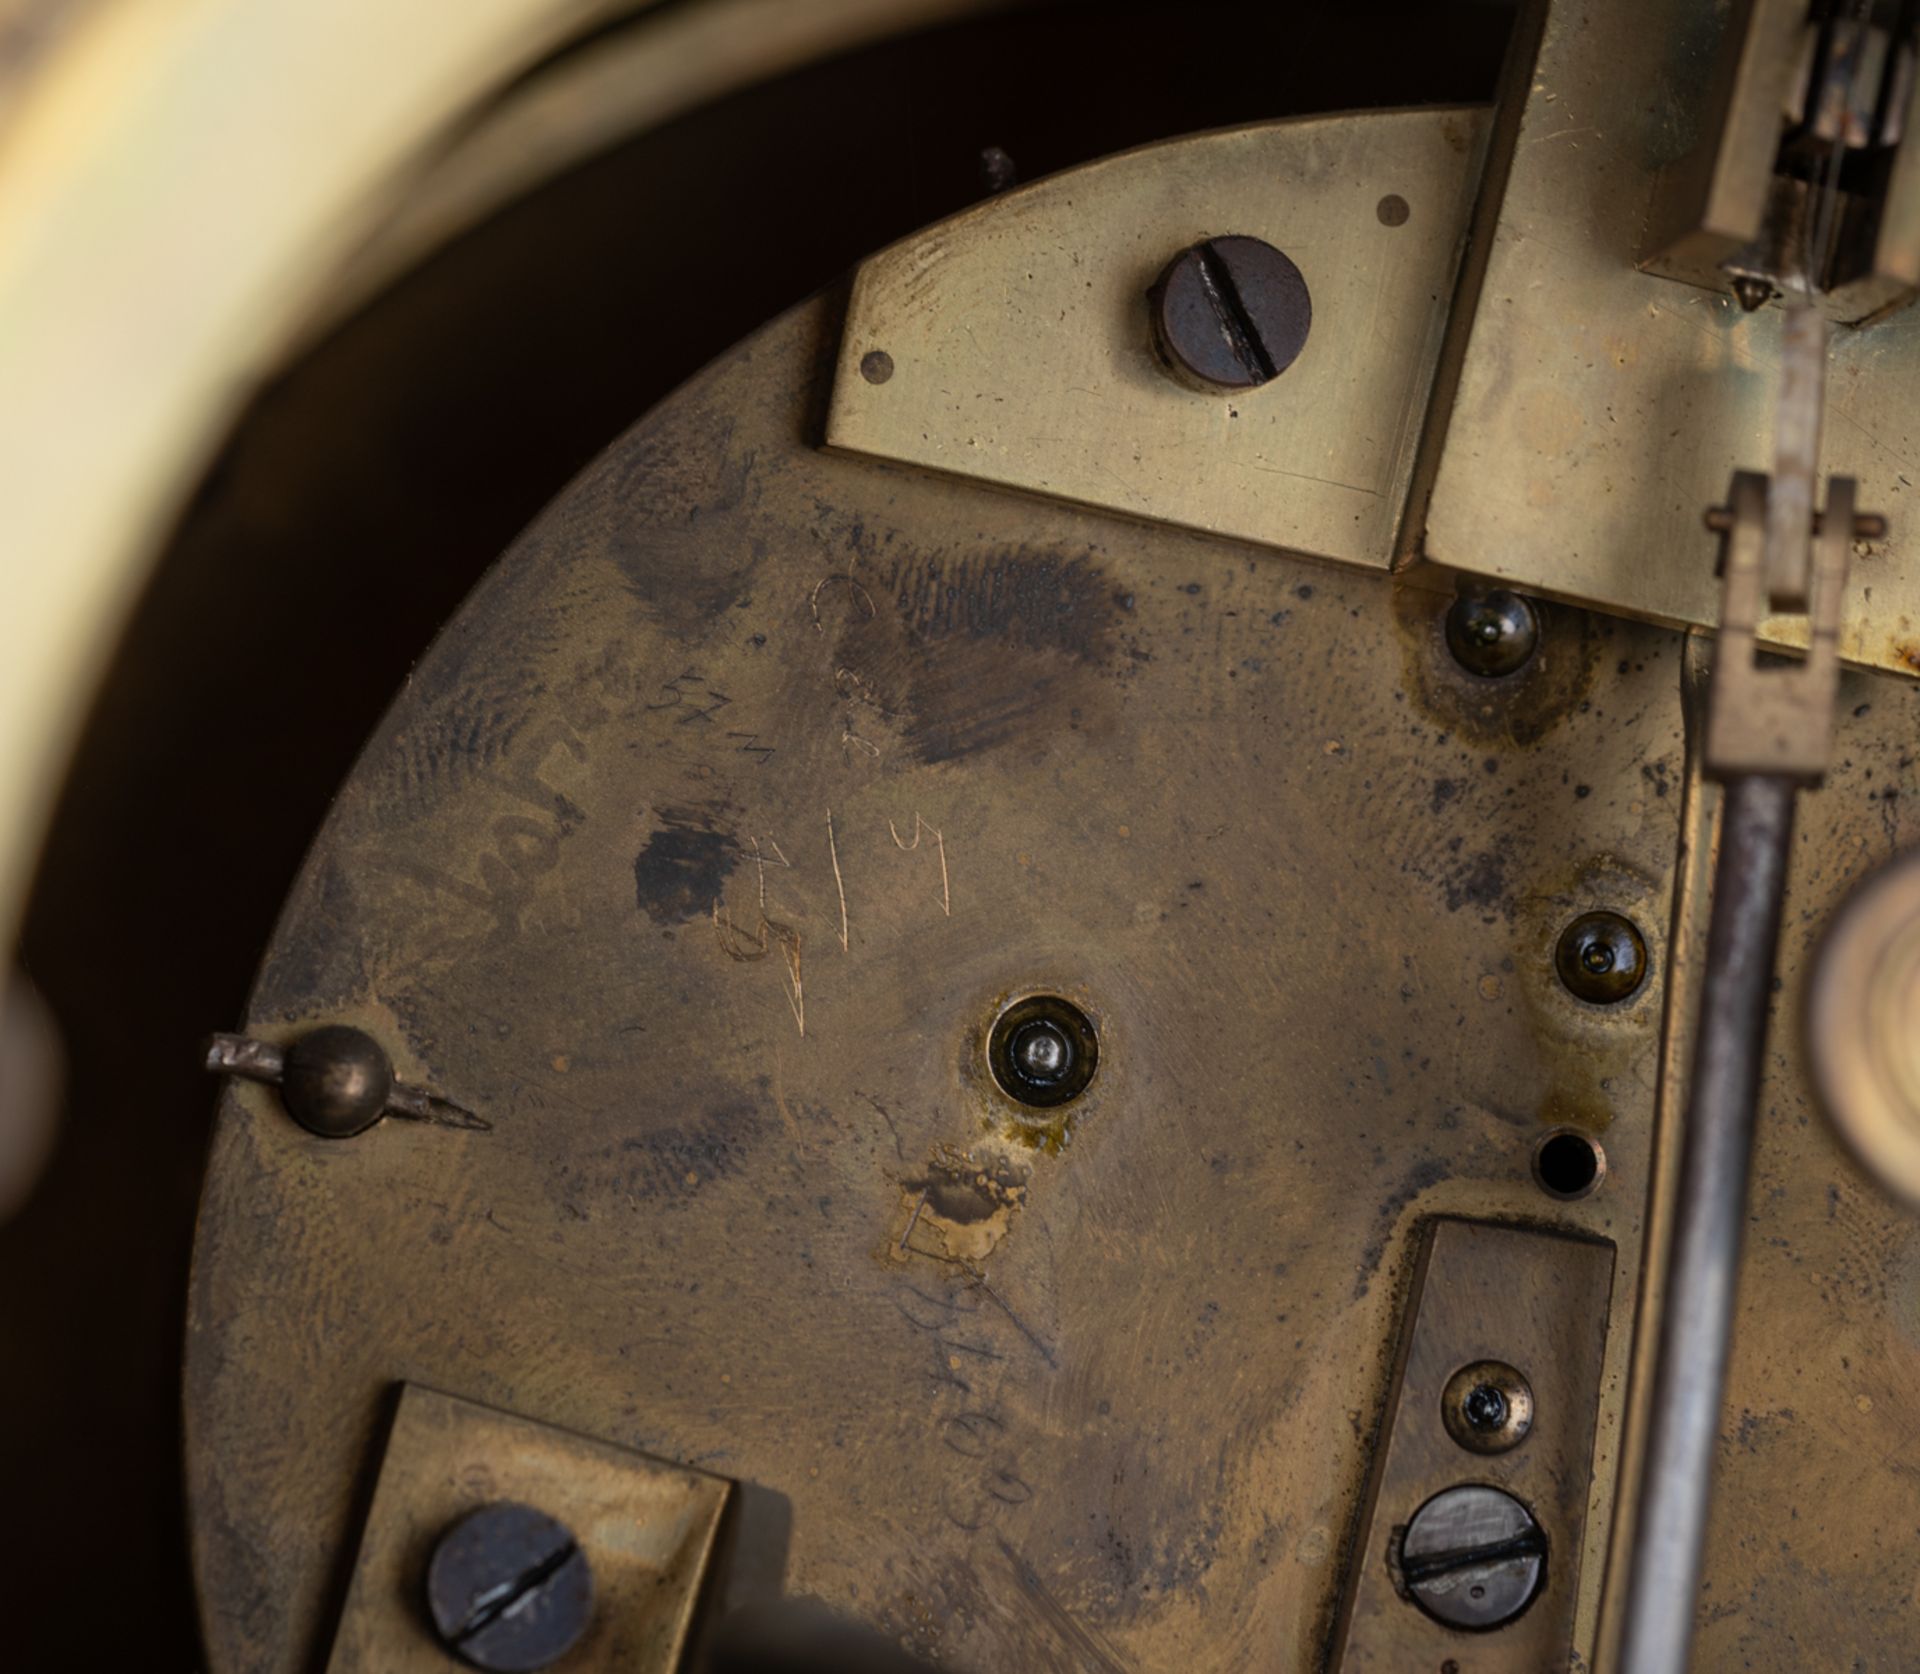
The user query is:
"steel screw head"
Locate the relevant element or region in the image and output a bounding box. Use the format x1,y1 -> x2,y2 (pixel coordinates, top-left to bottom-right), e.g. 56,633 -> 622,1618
280,1025 -> 393,1138
1464,1384 -> 1507,1429
1149,235 -> 1311,391
426,1502 -> 594,1672
988,995 -> 1099,1108
1442,1360 -> 1535,1455
1015,1026 -> 1068,1079
1555,912 -> 1649,1004
1400,1484 -> 1545,1631
1444,588 -> 1539,677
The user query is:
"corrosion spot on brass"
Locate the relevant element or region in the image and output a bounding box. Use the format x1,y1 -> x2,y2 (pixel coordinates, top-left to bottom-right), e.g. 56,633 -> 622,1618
1554,911 -> 1648,1003
1394,585 -> 1604,749
897,1145 -> 1028,1262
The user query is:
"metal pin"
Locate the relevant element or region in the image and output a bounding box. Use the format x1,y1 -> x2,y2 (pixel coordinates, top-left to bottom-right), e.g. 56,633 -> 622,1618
205,1027 -> 489,1136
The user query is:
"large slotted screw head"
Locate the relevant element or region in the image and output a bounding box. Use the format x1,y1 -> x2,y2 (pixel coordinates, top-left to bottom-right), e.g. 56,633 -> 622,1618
426,1502 -> 594,1672
1149,235 -> 1312,390
1399,1484 -> 1545,1631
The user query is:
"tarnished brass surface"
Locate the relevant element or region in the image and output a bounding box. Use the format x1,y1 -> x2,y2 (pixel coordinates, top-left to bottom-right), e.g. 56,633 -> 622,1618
186,292 -> 1686,1670
1420,0 -> 1920,681
1331,1219 -> 1614,1670
827,108 -> 1489,571
1808,846 -> 1920,1207
325,1384 -> 729,1671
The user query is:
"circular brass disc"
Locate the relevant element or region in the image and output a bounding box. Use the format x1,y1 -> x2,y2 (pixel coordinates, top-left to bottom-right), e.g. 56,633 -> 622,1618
1810,850 -> 1920,1205
185,294 -> 1683,1669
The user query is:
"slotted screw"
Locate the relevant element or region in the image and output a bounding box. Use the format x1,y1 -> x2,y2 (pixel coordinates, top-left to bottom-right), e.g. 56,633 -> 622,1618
1149,236 -> 1311,391
426,1502 -> 594,1672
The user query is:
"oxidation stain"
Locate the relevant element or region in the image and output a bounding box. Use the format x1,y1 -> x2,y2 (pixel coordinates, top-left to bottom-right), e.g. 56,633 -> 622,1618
836,545 -> 1125,764
255,854 -> 373,1015
633,802 -> 739,924
899,1146 -> 1030,1262
606,1096 -> 764,1203
1403,832 -> 1519,924
1441,844 -> 1511,917
1353,1155 -> 1450,1299
1392,584 -> 1607,749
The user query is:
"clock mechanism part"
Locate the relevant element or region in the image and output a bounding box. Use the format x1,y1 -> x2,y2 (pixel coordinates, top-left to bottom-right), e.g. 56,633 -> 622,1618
9,1 -> 1920,1672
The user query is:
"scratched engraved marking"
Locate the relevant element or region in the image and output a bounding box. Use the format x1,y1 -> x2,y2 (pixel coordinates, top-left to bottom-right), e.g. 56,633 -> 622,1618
817,577 -> 887,762
388,716 -> 592,937
891,1277 -> 1039,1534
810,573 -> 877,633
827,811 -> 850,951
889,813 -> 953,917
705,807 -> 959,1036
708,827 -> 810,1038
712,899 -> 805,1036
646,667 -> 733,725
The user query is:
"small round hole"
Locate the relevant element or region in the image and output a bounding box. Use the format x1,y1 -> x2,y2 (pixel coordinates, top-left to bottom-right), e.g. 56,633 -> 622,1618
988,995 -> 1098,1109
1534,1128 -> 1605,1200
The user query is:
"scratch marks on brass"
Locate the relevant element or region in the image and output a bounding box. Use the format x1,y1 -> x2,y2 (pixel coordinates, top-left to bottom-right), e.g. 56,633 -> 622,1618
705,809 -> 957,1038
998,1537 -> 1133,1674
889,812 -> 952,917
828,810 -> 850,951
713,899 -> 806,1037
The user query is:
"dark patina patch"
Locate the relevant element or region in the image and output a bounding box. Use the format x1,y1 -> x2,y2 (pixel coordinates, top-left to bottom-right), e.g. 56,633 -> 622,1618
632,803 -> 739,924
834,545 -> 1127,764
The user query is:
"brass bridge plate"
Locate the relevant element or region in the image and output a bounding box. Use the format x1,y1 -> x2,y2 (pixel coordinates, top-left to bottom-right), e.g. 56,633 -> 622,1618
324,1385 -> 729,1672
824,76 -> 1920,680
1331,1219 -> 1615,1670
1422,0 -> 1920,680
826,108 -> 1489,572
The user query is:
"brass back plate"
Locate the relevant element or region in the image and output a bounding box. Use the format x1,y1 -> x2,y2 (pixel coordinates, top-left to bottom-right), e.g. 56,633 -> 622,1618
186,293 -> 1682,1669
